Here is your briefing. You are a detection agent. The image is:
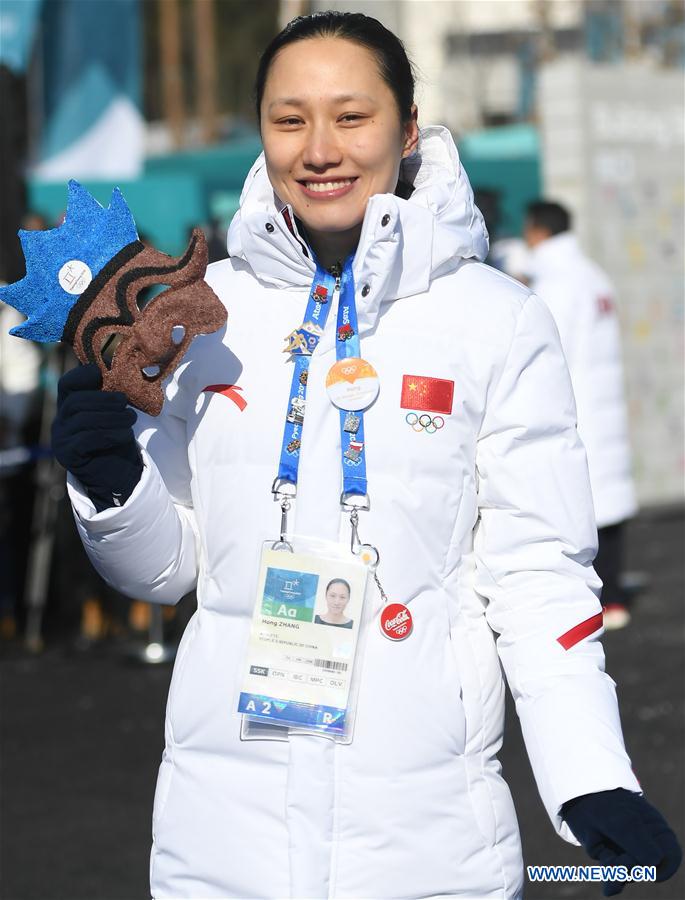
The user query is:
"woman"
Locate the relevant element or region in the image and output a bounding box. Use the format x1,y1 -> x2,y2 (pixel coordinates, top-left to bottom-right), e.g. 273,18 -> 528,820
56,12 -> 679,899
315,578 -> 353,628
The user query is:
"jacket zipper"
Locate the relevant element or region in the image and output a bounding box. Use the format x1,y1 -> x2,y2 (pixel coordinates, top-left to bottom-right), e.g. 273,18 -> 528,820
326,262 -> 342,338
328,261 -> 342,294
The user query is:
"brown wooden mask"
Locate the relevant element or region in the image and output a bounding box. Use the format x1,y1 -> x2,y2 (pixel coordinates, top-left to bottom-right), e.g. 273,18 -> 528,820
64,228 -> 227,416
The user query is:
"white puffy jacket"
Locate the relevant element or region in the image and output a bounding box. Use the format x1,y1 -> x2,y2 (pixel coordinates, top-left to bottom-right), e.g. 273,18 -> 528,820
68,128 -> 640,899
527,233 -> 637,528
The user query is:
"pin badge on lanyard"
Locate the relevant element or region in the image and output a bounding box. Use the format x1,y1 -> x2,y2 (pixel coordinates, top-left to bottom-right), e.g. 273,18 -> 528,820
273,258 -> 411,640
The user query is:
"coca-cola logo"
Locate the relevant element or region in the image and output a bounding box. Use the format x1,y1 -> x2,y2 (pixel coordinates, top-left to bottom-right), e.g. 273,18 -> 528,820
384,609 -> 409,631
379,603 -> 413,641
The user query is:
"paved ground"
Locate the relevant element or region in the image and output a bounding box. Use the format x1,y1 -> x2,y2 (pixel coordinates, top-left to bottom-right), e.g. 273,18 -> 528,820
1,508 -> 683,900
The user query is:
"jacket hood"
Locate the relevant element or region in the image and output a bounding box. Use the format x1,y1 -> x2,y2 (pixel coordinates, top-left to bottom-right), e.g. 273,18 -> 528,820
227,126 -> 488,313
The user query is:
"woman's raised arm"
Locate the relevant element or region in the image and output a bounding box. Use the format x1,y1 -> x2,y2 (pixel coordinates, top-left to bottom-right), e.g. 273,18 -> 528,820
65,372 -> 200,606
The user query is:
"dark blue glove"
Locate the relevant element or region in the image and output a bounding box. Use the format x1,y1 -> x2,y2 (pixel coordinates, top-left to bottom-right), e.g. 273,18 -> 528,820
562,788 -> 682,896
52,364 -> 143,512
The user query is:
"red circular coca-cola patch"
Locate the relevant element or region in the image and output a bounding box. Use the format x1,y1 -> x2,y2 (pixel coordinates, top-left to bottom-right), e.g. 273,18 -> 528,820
379,603 -> 413,641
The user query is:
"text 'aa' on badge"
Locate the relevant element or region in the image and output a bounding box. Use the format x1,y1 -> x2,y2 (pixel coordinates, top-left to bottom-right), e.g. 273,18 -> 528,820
379,603 -> 413,641
326,358 -> 379,411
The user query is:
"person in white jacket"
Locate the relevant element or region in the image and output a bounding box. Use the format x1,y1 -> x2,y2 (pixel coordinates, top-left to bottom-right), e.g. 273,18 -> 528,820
524,202 -> 638,630
47,12 -> 679,900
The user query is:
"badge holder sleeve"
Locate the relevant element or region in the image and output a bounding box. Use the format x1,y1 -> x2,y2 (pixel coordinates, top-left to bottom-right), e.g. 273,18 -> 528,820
236,534 -> 374,745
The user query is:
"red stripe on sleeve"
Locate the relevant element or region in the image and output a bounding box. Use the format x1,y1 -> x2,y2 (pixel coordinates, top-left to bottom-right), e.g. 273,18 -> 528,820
203,384 -> 247,411
557,612 -> 604,650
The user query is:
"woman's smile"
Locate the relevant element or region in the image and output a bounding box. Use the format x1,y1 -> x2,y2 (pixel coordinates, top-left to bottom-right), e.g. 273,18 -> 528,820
298,176 -> 358,199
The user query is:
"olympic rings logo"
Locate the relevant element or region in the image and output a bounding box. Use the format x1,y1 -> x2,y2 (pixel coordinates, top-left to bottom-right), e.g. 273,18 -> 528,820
405,412 -> 445,433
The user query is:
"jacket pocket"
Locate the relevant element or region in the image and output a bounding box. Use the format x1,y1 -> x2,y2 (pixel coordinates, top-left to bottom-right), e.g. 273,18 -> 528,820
355,592 -> 467,764
449,610 -> 504,849
167,609 -> 200,743
463,772 -> 498,848
152,753 -> 174,842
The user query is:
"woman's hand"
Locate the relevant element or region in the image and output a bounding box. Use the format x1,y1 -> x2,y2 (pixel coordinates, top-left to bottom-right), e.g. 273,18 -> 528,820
562,788 -> 682,895
51,363 -> 143,512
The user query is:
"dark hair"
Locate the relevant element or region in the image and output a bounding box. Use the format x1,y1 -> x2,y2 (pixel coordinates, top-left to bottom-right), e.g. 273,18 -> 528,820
526,201 -> 572,236
255,11 -> 415,123
325,578 -> 351,598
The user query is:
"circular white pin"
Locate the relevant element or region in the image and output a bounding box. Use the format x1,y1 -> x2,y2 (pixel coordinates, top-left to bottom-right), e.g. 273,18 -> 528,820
58,259 -> 93,295
326,358 -> 379,411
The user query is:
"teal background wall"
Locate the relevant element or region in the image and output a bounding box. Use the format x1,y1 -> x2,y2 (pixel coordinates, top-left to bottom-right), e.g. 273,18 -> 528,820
29,135 -> 263,254
458,124 -> 542,237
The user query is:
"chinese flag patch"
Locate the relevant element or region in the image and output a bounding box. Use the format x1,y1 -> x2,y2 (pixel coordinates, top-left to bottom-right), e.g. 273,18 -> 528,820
400,375 -> 454,415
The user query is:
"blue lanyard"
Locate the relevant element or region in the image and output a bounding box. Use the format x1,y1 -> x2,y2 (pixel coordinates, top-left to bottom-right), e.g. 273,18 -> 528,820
336,260 -> 368,497
275,257 -> 368,499
276,263 -> 337,484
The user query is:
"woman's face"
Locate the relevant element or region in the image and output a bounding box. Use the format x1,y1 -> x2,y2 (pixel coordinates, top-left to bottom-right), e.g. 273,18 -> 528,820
326,582 -> 350,615
260,37 -> 418,245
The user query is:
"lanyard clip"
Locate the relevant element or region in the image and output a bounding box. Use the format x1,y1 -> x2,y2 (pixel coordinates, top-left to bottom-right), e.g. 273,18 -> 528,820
340,492 -> 377,565
272,478 -> 296,551
340,491 -> 370,512
272,478 -> 297,497
348,506 -> 380,569
349,507 -> 361,553
340,492 -> 370,552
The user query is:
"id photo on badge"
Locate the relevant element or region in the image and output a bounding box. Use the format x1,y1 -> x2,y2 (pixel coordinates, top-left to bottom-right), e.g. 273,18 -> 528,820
314,577 -> 355,629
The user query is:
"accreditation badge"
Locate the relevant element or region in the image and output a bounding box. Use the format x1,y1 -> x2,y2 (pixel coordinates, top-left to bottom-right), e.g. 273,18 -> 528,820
237,538 -> 369,743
